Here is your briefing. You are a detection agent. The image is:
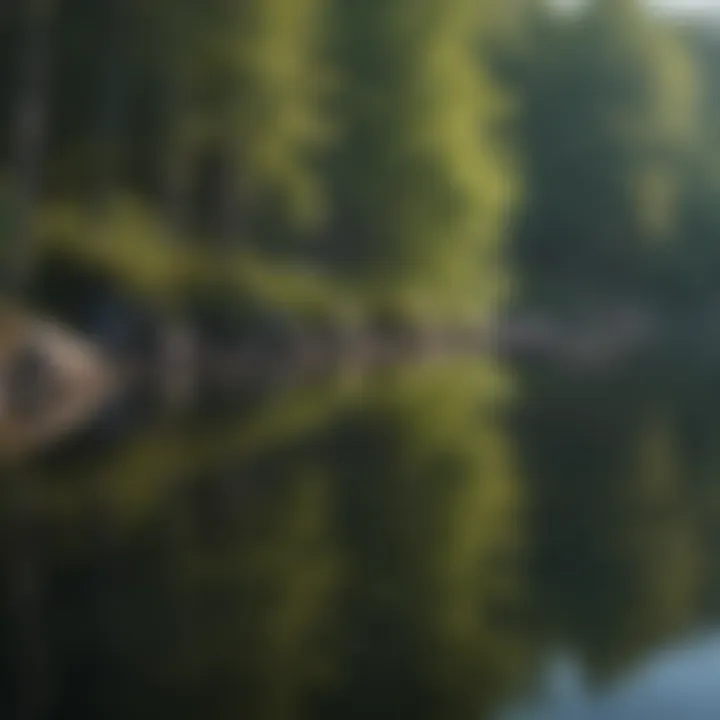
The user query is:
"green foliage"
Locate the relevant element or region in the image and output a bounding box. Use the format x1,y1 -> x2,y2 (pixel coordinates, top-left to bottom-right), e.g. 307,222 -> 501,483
4,0 -> 720,327
38,196 -> 185,301
35,195 -> 360,326
513,0 -> 702,310
189,0 -> 333,234
327,0 -> 516,317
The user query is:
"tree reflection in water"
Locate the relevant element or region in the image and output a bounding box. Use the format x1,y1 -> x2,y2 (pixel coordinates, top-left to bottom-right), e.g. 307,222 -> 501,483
2,358 -> 720,719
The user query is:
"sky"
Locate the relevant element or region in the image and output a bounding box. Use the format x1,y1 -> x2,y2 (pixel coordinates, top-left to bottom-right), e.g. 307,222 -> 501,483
651,0 -> 720,14
555,0 -> 720,14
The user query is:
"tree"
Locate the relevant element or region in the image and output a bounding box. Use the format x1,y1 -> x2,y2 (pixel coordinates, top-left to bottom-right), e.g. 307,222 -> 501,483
327,0 -> 516,319
174,0 -> 332,249
4,0 -> 56,294
513,0 -> 700,310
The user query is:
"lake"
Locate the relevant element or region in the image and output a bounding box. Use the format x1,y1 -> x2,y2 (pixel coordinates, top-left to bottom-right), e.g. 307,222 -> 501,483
1,353 -> 718,719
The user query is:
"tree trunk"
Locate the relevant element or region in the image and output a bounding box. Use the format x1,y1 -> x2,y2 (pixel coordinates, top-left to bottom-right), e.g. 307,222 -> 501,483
4,3 -> 56,713
7,0 -> 55,295
155,60 -> 197,407
91,0 -> 127,216
3,467 -> 51,720
160,57 -> 192,242
218,152 -> 240,248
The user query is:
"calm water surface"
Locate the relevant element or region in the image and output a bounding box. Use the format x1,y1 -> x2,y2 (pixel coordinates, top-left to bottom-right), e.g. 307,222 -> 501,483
1,355 -> 719,719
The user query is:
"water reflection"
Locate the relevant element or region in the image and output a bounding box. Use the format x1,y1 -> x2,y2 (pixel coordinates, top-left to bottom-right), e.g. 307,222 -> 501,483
1,358 -> 720,718
499,632 -> 720,719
